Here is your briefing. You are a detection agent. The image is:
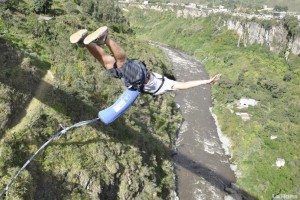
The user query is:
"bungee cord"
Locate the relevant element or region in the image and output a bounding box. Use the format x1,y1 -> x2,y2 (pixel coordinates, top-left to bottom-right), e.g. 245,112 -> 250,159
0,117 -> 100,199
1,87 -> 141,198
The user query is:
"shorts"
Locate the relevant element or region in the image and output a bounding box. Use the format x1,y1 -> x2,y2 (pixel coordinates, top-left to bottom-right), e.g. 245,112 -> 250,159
143,72 -> 176,95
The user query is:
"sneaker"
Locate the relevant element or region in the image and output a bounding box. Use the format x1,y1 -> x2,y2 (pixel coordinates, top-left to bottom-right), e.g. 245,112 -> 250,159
70,29 -> 88,47
84,26 -> 108,45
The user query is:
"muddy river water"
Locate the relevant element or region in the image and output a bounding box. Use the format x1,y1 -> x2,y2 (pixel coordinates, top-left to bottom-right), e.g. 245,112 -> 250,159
155,43 -> 236,200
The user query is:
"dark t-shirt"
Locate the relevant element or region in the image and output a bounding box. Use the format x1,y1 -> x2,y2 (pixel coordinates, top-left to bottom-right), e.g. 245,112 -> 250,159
108,59 -> 147,88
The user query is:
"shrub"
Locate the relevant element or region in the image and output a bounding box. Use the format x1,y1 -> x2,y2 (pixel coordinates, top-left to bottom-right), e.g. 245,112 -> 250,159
283,72 -> 292,81
283,15 -> 300,38
64,1 -> 79,14
2,0 -> 19,10
30,0 -> 53,14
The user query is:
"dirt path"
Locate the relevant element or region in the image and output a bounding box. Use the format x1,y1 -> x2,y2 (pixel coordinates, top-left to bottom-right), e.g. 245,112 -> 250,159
11,70 -> 55,133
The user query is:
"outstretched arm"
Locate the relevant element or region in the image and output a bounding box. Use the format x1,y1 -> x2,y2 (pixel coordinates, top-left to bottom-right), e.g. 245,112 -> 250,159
172,74 -> 221,90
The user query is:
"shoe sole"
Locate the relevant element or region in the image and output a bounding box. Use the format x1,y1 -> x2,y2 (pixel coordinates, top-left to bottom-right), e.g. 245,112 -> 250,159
84,26 -> 108,45
70,29 -> 88,44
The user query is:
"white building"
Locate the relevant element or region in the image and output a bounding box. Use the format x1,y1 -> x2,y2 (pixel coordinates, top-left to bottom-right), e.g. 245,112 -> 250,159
237,98 -> 258,109
218,5 -> 228,12
186,3 -> 197,9
198,4 -> 208,9
262,5 -> 273,11
276,158 -> 285,167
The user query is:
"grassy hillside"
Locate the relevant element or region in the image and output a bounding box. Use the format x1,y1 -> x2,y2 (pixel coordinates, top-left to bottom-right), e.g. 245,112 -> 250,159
126,8 -> 300,199
0,1 -> 182,199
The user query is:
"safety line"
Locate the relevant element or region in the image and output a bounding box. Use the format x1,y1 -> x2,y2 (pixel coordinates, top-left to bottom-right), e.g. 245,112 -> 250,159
0,117 -> 100,198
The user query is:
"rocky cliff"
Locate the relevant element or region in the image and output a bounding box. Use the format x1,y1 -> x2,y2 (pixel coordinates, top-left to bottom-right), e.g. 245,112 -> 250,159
176,7 -> 300,56
177,7 -> 300,56
126,4 -> 300,57
224,19 -> 300,57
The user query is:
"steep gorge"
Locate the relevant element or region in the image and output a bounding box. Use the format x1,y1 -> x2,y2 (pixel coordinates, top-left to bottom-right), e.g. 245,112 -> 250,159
126,4 -> 300,57
127,6 -> 300,199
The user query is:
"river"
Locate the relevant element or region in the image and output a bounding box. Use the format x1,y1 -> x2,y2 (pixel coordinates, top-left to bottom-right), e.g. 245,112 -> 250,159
154,43 -> 237,200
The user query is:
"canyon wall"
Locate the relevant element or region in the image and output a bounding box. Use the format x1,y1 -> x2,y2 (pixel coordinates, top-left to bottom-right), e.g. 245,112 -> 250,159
125,4 -> 300,56
224,19 -> 299,57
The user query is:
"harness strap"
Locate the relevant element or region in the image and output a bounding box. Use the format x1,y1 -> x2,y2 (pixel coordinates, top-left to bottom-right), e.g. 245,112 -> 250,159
152,75 -> 165,95
140,74 -> 165,96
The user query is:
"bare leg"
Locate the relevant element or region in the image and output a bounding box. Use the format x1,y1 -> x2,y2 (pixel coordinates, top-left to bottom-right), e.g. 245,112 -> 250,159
82,27 -> 127,68
85,43 -> 116,69
84,38 -> 126,69
105,37 -> 127,68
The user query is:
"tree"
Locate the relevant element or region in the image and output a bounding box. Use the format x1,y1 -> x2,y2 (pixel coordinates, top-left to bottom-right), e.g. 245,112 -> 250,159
283,15 -> 300,39
236,68 -> 248,86
283,72 -> 292,81
80,0 -> 123,22
1,0 -> 19,10
64,1 -> 79,14
261,20 -> 274,30
0,9 -> 13,31
274,5 -> 288,12
30,0 -> 53,14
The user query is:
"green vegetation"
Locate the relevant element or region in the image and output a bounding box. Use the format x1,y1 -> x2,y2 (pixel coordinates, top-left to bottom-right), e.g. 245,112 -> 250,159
0,1 -> 182,199
127,8 -> 300,200
283,15 -> 300,39
274,5 -> 288,12
30,0 -> 53,14
164,0 -> 300,12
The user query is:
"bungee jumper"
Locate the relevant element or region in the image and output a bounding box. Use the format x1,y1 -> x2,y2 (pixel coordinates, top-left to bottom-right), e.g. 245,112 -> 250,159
70,26 -> 222,124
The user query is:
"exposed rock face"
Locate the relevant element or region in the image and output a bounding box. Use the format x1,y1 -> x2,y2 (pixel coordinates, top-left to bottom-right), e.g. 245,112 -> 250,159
125,3 -> 300,56
176,7 -> 300,56
291,36 -> 300,54
225,19 -> 300,56
179,9 -> 300,56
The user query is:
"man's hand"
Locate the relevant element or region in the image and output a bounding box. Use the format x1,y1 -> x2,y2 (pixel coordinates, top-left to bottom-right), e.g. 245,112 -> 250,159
209,74 -> 222,84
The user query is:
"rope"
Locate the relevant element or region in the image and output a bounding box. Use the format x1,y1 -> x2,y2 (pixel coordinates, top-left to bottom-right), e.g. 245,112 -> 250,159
0,117 -> 100,199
